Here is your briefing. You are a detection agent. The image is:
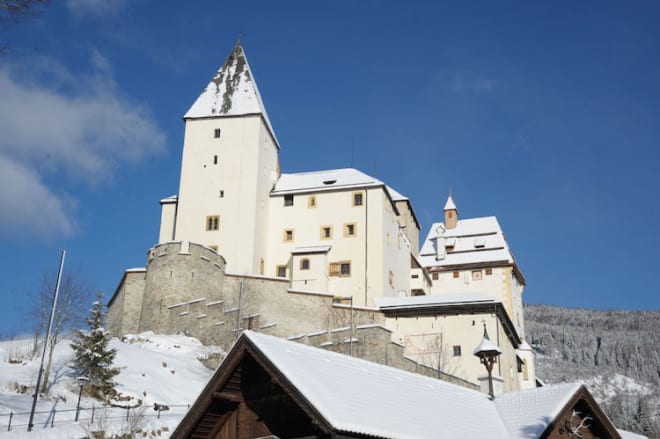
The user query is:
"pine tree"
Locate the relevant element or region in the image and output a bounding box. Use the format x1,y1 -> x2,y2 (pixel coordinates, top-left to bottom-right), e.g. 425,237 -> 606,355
70,291 -> 119,399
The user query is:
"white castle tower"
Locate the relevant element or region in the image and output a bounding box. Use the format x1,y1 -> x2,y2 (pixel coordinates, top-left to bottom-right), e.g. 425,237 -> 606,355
159,42 -> 280,274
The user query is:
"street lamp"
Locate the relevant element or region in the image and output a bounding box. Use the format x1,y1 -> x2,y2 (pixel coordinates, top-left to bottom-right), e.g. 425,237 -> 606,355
75,376 -> 89,422
473,323 -> 501,399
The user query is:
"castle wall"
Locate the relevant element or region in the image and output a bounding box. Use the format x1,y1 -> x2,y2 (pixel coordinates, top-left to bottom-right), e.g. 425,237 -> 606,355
138,241 -> 226,334
107,269 -> 146,336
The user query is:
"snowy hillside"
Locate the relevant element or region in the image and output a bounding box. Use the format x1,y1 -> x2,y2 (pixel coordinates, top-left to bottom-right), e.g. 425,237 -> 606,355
0,332 -> 223,438
526,304 -> 660,438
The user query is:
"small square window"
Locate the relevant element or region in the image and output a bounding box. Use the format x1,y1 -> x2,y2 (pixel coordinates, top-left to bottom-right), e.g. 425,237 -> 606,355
283,229 -> 294,242
485,268 -> 493,275
284,194 -> 294,206
353,192 -> 363,206
472,270 -> 482,280
300,258 -> 310,270
340,262 -> 351,276
432,272 -> 439,280
206,215 -> 220,231
276,265 -> 287,278
214,129 -> 221,138
453,271 -> 459,279
453,345 -> 462,356
320,226 -> 333,240
308,196 -> 316,208
219,190 -> 224,198
344,223 -> 356,237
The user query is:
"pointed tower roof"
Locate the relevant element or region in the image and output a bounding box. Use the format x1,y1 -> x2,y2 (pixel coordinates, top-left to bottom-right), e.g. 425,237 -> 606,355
184,42 -> 279,147
444,194 -> 457,211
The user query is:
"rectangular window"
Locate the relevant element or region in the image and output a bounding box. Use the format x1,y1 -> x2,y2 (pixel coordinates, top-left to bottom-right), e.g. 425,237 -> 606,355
308,196 -> 316,208
320,226 -> 333,240
453,345 -> 462,356
453,271 -> 459,279
283,229 -> 294,242
300,258 -> 310,270
352,192 -> 363,206
284,194 -> 294,206
485,268 -> 493,275
276,265 -> 287,278
343,223 -> 356,237
214,129 -> 221,138
329,261 -> 351,277
206,215 -> 220,231
213,155 -> 218,165
432,272 -> 439,280
219,190 -> 224,198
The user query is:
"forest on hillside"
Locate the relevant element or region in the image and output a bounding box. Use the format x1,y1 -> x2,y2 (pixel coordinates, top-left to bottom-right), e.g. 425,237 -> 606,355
525,304 -> 660,437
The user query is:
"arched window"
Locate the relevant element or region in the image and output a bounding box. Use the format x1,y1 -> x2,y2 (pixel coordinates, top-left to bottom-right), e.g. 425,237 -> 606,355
300,258 -> 310,270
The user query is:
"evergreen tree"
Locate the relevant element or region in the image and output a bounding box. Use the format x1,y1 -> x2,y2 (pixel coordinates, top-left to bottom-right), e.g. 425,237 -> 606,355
70,291 -> 119,399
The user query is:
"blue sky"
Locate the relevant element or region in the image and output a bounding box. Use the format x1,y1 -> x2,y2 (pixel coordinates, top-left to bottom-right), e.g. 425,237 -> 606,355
1,1 -> 659,336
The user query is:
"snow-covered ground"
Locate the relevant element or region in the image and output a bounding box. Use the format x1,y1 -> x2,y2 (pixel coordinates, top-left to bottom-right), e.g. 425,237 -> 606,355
0,332 -> 223,438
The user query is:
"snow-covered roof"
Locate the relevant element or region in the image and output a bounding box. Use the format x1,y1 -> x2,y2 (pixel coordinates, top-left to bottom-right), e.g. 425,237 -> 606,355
386,185 -> 407,201
160,194 -> 177,204
375,292 -> 498,310
419,216 -> 518,270
494,382 -> 583,438
244,331 -> 510,438
473,336 -> 502,356
272,168 -> 383,194
444,194 -> 457,210
184,43 -> 279,148
291,245 -> 331,254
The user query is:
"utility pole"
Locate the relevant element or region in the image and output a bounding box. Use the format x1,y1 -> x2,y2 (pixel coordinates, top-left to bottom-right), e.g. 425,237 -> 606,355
28,250 -> 65,431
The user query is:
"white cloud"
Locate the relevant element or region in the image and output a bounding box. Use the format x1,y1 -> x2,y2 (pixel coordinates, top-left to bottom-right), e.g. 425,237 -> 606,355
0,50 -> 165,239
0,154 -> 76,239
66,0 -> 129,19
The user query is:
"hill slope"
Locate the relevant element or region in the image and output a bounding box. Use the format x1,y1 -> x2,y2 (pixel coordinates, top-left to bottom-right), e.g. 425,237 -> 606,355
0,332 -> 223,438
525,304 -> 660,437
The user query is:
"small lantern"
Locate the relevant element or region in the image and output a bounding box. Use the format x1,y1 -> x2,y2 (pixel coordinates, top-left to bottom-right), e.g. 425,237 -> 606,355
473,323 -> 501,399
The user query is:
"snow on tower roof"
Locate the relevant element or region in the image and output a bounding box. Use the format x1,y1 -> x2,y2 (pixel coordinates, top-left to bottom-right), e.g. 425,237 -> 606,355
419,216 -> 522,279
184,42 -> 279,148
444,194 -> 457,210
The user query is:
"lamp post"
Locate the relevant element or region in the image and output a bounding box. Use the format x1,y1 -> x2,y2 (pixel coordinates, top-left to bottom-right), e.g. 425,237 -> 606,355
473,323 -> 501,399
75,376 -> 89,423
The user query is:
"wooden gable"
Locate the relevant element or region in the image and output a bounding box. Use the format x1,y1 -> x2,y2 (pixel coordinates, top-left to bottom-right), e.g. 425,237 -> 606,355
541,386 -> 621,439
171,338 -> 333,439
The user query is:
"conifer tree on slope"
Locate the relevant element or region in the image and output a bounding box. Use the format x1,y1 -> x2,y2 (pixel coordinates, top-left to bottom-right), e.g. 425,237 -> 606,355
70,291 -> 119,399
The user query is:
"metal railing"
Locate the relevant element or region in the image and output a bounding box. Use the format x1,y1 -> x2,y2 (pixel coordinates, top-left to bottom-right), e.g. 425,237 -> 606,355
0,403 -> 191,433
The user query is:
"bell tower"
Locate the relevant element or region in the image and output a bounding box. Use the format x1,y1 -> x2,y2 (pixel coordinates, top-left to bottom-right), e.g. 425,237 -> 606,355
443,193 -> 458,229
159,42 -> 280,274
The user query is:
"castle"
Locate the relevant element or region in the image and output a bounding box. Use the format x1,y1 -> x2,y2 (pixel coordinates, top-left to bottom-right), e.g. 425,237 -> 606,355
108,42 -> 536,395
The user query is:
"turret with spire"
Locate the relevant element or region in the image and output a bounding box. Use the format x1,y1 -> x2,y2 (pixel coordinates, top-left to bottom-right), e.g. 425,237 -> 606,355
443,192 -> 458,229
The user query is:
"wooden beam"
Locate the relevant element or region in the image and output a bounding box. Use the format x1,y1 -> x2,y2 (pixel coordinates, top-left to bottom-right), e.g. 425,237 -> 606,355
213,391 -> 244,403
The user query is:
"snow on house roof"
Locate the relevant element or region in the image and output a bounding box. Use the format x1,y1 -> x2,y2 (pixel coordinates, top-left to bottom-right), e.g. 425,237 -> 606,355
240,331 -> 600,439
494,382 -> 583,438
419,216 -> 517,269
291,245 -> 331,254
374,292 -> 499,310
386,185 -> 407,201
184,43 -> 279,148
244,330 -> 510,438
272,168 -> 383,194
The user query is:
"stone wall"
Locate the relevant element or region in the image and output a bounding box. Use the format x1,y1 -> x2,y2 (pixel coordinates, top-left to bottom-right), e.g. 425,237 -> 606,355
107,241 -> 477,391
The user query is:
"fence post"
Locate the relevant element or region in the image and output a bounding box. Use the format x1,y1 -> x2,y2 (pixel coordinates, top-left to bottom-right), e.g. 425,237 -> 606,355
91,404 -> 95,424
51,408 -> 56,428
157,406 -> 161,419
7,412 -> 12,431
126,406 -> 130,421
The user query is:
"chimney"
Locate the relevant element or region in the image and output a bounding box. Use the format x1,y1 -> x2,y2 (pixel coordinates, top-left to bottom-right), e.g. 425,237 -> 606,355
444,194 -> 458,229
